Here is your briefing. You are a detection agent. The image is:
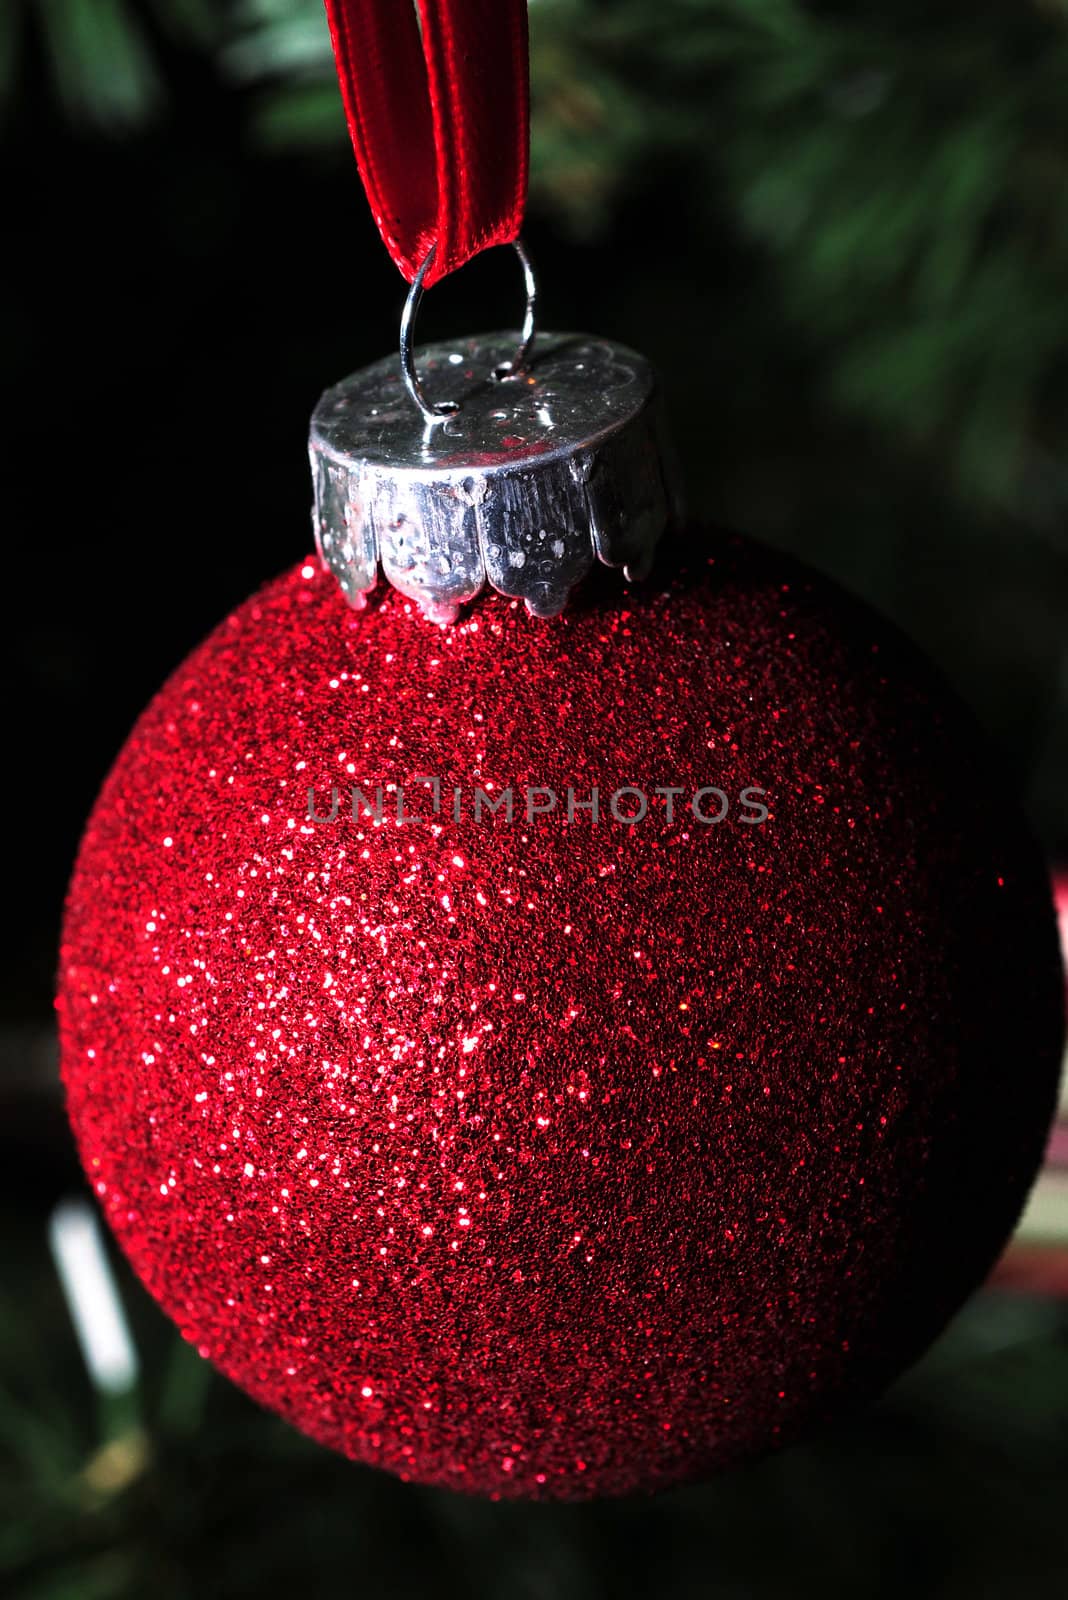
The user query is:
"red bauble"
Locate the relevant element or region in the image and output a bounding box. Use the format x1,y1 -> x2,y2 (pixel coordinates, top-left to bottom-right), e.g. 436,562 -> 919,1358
57,537 -> 1063,1499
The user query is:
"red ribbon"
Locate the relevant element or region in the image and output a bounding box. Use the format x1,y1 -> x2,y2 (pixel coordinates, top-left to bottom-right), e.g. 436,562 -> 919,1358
323,0 -> 529,287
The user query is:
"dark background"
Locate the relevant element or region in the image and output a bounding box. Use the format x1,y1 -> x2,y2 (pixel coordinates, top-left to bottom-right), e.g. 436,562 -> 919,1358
2,3 -> 1067,1596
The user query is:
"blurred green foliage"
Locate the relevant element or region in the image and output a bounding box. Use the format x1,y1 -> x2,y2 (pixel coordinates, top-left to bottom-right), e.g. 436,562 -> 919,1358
5,0 -> 1068,520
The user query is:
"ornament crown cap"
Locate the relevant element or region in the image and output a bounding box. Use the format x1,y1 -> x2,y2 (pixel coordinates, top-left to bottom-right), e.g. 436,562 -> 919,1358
309,331 -> 682,624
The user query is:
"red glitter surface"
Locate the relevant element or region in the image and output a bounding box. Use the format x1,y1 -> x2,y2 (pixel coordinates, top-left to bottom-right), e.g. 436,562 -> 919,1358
56,536 -> 1064,1499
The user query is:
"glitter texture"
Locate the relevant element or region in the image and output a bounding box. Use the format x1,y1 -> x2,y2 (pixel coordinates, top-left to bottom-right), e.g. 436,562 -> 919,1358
57,536 -> 1064,1499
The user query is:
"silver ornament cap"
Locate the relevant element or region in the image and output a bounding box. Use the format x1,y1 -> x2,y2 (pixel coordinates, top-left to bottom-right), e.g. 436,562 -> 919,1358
309,329 -> 682,624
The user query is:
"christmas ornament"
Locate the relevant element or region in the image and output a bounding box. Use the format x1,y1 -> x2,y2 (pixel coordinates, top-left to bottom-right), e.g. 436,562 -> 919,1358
56,0 -> 1064,1501
58,537 -> 1063,1498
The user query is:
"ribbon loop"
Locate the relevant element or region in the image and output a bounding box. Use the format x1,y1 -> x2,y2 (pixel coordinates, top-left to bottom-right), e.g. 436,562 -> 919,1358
324,0 -> 530,287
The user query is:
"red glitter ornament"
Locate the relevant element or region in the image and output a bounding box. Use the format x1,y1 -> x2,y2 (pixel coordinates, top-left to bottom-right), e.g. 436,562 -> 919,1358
57,536 -> 1063,1499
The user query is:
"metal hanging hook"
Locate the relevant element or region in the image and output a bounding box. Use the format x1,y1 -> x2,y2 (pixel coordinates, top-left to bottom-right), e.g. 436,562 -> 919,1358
399,239 -> 538,425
